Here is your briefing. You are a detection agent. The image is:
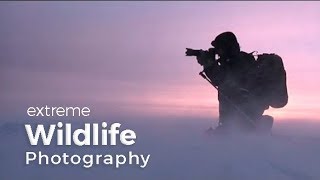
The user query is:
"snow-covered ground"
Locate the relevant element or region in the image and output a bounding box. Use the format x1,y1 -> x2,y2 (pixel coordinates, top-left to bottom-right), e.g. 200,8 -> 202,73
1,118 -> 319,180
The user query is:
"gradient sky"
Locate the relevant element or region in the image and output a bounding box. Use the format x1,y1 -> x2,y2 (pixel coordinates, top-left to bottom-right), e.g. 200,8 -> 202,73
1,2 -> 320,121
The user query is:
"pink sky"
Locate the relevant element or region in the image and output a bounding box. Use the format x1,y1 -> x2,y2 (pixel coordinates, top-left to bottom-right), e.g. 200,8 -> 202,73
1,2 -> 320,121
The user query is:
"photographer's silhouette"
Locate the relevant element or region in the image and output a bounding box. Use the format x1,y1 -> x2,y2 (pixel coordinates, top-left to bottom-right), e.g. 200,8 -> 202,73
186,32 -> 288,135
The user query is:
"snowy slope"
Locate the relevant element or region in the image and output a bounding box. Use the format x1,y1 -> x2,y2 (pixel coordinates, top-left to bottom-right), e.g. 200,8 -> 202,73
0,119 -> 319,180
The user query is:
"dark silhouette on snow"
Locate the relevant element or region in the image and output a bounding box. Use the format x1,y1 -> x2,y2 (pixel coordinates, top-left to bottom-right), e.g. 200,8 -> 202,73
186,31 -> 288,134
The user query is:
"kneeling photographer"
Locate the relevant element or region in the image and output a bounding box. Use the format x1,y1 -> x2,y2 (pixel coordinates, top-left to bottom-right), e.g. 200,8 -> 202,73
186,32 -> 270,134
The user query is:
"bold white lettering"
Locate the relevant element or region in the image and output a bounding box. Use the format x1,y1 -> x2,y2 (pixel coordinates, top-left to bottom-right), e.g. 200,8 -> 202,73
120,129 -> 136,145
102,122 -> 108,145
109,123 -> 120,145
25,124 -> 56,145
65,123 -> 72,145
73,123 -> 90,146
93,123 -> 99,145
57,122 -> 63,145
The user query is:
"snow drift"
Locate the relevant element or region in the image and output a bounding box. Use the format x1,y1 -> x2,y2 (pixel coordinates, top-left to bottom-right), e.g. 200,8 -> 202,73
0,118 -> 319,180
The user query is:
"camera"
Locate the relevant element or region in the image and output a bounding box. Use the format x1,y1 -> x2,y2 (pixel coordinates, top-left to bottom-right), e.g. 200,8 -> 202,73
185,48 -> 216,59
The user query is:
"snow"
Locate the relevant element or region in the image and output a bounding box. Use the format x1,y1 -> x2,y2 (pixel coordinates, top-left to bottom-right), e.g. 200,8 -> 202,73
0,119 -> 319,180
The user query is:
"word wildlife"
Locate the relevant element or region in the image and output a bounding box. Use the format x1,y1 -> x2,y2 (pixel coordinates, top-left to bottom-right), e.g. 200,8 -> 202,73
24,106 -> 151,169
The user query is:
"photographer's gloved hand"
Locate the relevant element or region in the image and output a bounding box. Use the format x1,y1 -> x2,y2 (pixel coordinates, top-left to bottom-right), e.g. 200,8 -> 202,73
197,51 -> 214,69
